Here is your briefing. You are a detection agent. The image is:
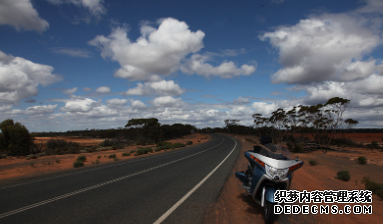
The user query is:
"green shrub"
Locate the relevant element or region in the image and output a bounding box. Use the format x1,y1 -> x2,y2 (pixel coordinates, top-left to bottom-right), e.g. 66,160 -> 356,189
362,177 -> 383,200
37,152 -> 47,157
156,142 -> 173,149
97,156 -> 101,159
79,149 -> 87,153
99,138 -> 121,147
337,170 -> 350,181
73,160 -> 84,168
309,160 -> 318,166
45,139 -> 81,155
287,135 -> 296,143
186,141 -> 193,145
77,155 -> 86,162
26,155 -> 37,160
173,143 -> 186,148
108,154 -> 116,158
292,143 -> 303,153
135,147 -> 153,155
122,152 -> 131,156
0,119 -> 34,156
357,156 -> 367,165
286,142 -> 294,151
114,157 -> 119,161
97,146 -> 113,151
92,160 -> 100,164
130,150 -> 136,153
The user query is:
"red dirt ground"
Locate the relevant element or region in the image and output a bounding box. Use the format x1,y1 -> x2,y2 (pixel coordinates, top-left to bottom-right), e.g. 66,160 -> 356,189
0,133 -> 210,184
204,134 -> 383,224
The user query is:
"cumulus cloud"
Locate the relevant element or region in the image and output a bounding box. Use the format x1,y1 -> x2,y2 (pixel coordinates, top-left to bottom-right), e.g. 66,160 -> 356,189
260,13 -> 381,84
24,104 -> 57,114
89,18 -> 205,81
125,80 -> 185,96
0,0 -> 49,32
152,96 -> 184,107
46,0 -> 106,19
0,51 -> 62,103
63,87 -> 78,94
252,102 -> 279,116
106,98 -> 128,106
95,86 -> 110,93
181,54 -> 256,78
131,100 -> 147,109
60,98 -> 117,117
50,47 -> 92,58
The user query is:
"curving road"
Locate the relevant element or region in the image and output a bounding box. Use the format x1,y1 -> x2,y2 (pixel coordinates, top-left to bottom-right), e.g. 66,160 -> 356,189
0,134 -> 241,224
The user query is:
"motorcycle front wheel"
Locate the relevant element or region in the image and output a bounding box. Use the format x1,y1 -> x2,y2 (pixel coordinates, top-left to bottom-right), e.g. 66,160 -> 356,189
264,201 -> 276,224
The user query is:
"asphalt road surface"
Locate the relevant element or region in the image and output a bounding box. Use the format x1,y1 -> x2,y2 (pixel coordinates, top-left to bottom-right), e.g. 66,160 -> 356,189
0,134 -> 241,224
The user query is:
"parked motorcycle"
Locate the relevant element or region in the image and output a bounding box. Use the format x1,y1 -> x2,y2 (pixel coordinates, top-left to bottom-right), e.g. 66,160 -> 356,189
235,140 -> 303,224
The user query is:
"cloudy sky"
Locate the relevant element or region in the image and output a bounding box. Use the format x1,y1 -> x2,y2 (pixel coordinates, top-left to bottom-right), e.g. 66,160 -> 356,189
1,0 -> 383,132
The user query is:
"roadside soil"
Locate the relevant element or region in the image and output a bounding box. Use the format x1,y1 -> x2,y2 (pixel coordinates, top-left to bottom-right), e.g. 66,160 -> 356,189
0,133 -> 210,185
204,134 -> 383,224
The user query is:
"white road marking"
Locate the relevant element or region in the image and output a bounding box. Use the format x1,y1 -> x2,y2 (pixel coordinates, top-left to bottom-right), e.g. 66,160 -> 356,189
153,136 -> 238,224
0,138 -> 225,219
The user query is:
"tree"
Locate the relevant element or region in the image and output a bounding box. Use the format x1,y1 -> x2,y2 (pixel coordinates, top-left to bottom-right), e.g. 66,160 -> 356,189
125,118 -> 160,129
323,97 -> 350,153
344,118 -> 358,131
224,119 -> 241,134
0,119 -> 34,156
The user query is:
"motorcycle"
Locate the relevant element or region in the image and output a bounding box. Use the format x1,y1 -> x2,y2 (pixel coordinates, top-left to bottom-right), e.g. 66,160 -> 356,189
235,142 -> 303,224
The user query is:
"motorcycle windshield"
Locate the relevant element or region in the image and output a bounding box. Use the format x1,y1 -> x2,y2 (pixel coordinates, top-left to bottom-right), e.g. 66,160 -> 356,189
263,144 -> 292,160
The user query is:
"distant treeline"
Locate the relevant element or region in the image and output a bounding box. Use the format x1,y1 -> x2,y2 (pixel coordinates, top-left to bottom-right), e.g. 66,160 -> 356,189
32,119 -> 196,145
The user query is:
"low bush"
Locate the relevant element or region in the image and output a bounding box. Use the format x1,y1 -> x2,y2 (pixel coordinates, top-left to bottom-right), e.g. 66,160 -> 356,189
286,142 -> 294,151
97,146 -> 113,151
114,157 -> 119,161
26,154 -> 37,160
186,141 -> 193,145
79,149 -> 87,153
108,154 -> 116,159
37,152 -> 47,157
331,138 -> 356,146
77,155 -> 86,162
92,160 -> 100,164
73,160 -> 84,168
309,160 -> 318,166
156,142 -> 173,149
135,147 -> 153,155
56,159 -> 61,163
337,170 -> 350,181
45,139 -> 81,155
99,138 -> 121,147
287,135 -> 296,143
366,141 -> 380,149
130,150 -> 136,153
362,177 -> 383,200
97,156 -> 101,159
357,156 -> 367,165
0,153 -> 7,159
173,143 -> 186,148
292,143 -> 303,153
122,153 -> 131,156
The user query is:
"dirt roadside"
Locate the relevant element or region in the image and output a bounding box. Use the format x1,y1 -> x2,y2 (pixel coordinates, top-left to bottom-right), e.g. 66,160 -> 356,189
0,133 -> 210,186
203,134 -> 383,224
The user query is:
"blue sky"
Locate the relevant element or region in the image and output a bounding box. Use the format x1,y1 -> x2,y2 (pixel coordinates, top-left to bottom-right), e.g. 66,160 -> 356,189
1,0 -> 383,132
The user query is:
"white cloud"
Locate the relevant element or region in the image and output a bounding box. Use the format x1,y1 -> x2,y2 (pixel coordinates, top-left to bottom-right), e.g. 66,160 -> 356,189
24,104 -> 57,114
63,87 -> 78,94
233,97 -> 250,105
260,13 -> 381,84
0,105 -> 12,112
181,54 -> 256,78
95,86 -> 110,93
131,100 -> 146,109
46,0 -> 106,19
252,102 -> 279,116
0,50 -> 62,103
61,98 -> 99,112
50,47 -> 92,58
106,98 -> 128,106
126,80 -> 185,96
152,96 -> 184,107
89,18 -> 205,81
83,87 -> 92,92
0,0 -> 49,32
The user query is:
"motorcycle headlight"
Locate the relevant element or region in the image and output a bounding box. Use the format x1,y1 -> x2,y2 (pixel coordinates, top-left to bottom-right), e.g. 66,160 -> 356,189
265,164 -> 288,180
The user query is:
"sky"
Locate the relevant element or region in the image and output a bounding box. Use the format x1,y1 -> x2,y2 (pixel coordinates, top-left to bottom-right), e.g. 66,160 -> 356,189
1,0 -> 383,132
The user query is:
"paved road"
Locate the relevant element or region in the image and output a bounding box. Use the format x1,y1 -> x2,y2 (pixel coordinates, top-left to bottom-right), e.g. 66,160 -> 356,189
0,134 -> 241,224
